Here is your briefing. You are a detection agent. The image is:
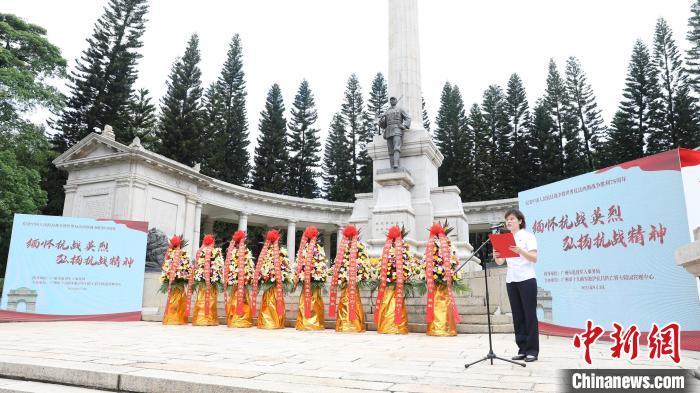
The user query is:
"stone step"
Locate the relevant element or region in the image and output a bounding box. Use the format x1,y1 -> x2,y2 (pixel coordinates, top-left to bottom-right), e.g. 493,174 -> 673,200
364,322 -> 513,334
0,378 -> 105,393
144,314 -> 514,333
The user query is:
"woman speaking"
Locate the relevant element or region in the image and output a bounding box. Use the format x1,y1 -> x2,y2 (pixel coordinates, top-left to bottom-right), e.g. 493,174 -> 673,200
493,208 -> 539,362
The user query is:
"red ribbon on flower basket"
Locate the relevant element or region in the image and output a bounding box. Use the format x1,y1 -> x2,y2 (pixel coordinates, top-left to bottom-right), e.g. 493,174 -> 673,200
424,223 -> 460,324
234,231 -> 247,316
297,226 -> 318,318
375,226 -> 406,325
163,235 -> 183,312
328,229 -> 350,319
224,231 -> 247,316
347,231 -> 359,321
185,234 -> 215,317
252,230 -> 282,316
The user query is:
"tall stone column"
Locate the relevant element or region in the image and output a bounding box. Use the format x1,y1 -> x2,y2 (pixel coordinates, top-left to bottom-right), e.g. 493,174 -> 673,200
130,180 -> 148,221
388,0 -> 423,134
183,196 -> 198,254
62,185 -> 78,217
287,220 -> 297,265
238,212 -> 248,232
194,203 -> 203,246
112,179 -> 131,219
324,229 -> 333,265
202,215 -> 214,236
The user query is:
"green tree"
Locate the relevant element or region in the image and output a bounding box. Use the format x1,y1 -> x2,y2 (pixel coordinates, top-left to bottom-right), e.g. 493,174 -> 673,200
287,80 -> 322,198
546,59 -> 588,177
422,97 -> 431,132
366,73 -> 388,133
0,14 -> 66,218
341,74 -> 364,193
357,72 -> 388,192
322,113 -> 354,202
602,40 -> 663,164
201,34 -> 250,185
467,103 -> 492,201
155,34 -> 204,167
251,83 -> 288,193
0,13 -> 66,132
505,73 -> 532,189
649,18 -> 699,153
686,0 -> 700,97
529,98 -> 561,185
481,85 -> 513,196
434,83 -> 470,196
53,0 -> 149,149
0,126 -> 52,275
123,88 -> 156,148
564,57 -> 605,169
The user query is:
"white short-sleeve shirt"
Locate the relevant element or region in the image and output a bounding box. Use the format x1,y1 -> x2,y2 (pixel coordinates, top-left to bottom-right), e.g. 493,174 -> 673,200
505,229 -> 538,283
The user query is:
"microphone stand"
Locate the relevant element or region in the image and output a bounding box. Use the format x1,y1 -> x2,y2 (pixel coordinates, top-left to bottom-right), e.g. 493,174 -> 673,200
462,226 -> 526,369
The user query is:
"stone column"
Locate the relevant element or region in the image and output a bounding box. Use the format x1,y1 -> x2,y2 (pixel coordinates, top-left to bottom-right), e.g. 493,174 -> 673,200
183,195 -> 198,254
194,203 -> 203,246
388,0 -> 423,131
324,229 -> 333,264
287,220 -> 297,265
238,212 -> 248,232
130,180 -> 148,221
337,226 -> 344,248
112,179 -> 131,219
202,215 -> 214,236
62,184 -> 78,217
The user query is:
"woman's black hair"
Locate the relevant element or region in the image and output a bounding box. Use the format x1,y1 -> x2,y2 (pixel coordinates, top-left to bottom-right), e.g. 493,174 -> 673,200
504,208 -> 526,229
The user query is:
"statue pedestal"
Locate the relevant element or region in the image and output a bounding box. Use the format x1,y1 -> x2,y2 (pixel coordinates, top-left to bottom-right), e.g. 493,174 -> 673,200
350,129 -> 480,271
370,168 -> 417,246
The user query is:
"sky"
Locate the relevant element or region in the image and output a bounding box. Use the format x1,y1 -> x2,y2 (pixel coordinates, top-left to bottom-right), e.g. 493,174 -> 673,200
5,0 -> 695,153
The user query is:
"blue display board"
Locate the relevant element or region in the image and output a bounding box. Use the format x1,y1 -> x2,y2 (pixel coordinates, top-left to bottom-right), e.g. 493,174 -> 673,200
519,149 -> 700,347
1,214 -> 147,320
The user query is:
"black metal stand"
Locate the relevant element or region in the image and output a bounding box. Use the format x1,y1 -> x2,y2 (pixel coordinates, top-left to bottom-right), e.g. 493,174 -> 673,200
459,233 -> 526,369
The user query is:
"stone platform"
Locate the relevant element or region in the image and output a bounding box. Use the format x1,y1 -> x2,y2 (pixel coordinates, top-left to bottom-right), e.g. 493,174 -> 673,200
0,321 -> 697,393
142,288 -> 514,335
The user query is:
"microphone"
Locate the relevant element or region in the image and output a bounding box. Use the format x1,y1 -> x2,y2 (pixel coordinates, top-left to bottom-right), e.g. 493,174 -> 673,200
489,223 -> 505,230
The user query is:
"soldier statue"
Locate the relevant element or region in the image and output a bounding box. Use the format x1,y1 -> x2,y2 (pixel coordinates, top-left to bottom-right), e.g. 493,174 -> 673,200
378,97 -> 411,169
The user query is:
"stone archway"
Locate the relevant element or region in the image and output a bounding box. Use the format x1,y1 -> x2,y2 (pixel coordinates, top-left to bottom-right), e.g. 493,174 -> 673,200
6,287 -> 38,312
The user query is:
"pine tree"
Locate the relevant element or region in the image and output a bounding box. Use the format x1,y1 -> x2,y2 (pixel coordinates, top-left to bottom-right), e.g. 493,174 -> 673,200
201,34 -> 250,185
251,84 -> 288,193
434,83 -> 470,194
123,88 -> 156,148
322,113 -> 354,202
686,0 -> 700,97
155,34 -> 204,167
505,73 -> 532,189
564,57 -> 605,169
53,0 -> 149,149
422,97 -> 431,132
545,59 -> 588,177
481,85 -> 513,196
649,18 -> 698,153
544,60 -> 568,176
356,110 -> 376,193
674,84 -> 700,148
367,73 -> 388,131
341,74 -> 365,194
467,103 -> 492,201
529,98 -> 561,186
287,80 -> 322,198
602,40 -> 662,165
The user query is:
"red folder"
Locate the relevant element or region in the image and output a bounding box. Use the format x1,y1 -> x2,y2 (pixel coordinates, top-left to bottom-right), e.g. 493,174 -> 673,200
488,233 -> 519,258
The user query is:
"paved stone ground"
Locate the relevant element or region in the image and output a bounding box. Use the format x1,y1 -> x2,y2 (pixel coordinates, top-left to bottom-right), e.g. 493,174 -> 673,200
0,321 -> 697,393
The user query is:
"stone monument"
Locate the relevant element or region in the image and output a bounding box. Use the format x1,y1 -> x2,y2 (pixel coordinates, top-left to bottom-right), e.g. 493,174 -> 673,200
350,0 -> 477,269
